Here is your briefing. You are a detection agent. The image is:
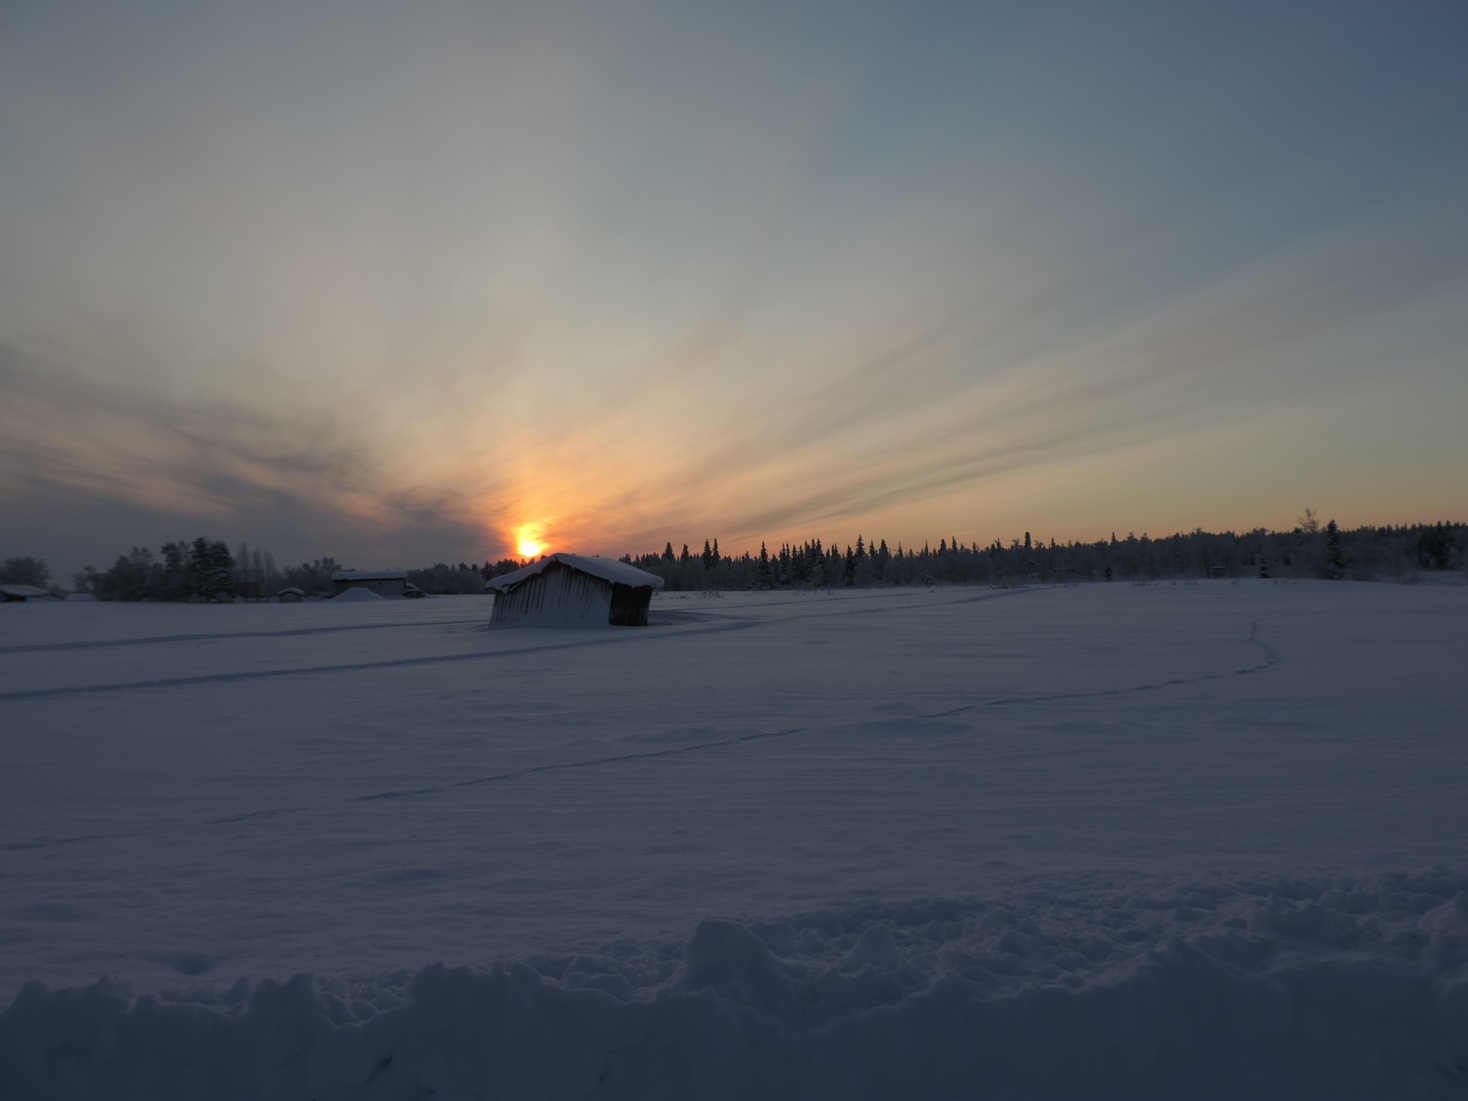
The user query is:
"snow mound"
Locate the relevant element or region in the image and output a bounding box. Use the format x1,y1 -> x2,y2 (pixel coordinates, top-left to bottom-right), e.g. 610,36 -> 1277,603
5,871 -> 1467,1099
332,586 -> 385,602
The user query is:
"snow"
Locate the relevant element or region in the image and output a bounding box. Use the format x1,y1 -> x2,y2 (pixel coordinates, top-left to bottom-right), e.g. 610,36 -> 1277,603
1,580 -> 1465,1098
0,585 -> 50,600
486,552 -> 666,593
332,585 -> 386,601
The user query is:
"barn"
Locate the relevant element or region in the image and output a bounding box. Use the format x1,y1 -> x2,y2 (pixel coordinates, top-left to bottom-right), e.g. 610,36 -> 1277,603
332,570 -> 408,598
486,553 -> 663,627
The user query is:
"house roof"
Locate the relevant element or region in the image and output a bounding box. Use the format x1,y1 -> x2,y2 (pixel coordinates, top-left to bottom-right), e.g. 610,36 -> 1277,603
485,553 -> 664,594
332,571 -> 407,581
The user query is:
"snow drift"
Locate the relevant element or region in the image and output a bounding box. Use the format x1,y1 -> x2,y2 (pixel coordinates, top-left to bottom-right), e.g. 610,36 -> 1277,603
4,872 -> 1467,1100
5,583 -> 1466,1098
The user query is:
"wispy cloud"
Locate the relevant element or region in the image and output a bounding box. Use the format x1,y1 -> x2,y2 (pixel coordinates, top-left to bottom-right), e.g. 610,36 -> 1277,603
2,2 -> 1465,576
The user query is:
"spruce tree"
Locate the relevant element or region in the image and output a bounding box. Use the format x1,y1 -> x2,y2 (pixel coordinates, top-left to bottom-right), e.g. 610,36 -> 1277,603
1324,520 -> 1345,579
188,538 -> 235,602
1416,523 -> 1453,570
158,542 -> 191,601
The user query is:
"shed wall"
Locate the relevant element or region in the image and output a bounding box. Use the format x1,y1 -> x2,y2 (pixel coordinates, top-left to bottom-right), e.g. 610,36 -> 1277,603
490,563 -> 613,627
608,583 -> 653,627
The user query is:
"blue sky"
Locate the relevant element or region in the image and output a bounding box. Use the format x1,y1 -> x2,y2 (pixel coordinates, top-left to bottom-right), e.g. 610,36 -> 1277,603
2,1 -> 1464,578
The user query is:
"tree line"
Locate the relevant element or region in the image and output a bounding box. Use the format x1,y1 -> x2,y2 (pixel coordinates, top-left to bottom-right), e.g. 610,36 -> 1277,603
0,556 -> 57,594
63,540 -> 525,601
621,517 -> 1464,591
10,515 -> 1462,602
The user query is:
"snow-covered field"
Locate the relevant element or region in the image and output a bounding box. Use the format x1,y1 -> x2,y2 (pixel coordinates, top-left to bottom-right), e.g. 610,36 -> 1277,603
1,580 -> 1466,1099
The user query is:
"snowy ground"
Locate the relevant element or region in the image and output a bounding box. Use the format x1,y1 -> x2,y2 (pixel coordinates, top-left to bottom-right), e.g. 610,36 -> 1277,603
1,580 -> 1466,1098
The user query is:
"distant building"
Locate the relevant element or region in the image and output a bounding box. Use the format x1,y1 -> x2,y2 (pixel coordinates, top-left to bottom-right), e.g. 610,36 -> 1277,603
486,553 -> 663,627
0,584 -> 55,603
277,587 -> 305,603
234,568 -> 265,600
332,570 -> 408,598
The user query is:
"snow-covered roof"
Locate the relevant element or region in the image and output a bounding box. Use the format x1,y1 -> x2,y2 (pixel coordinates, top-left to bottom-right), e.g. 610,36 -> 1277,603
332,571 -> 407,581
485,553 -> 664,593
333,586 -> 385,601
0,584 -> 50,599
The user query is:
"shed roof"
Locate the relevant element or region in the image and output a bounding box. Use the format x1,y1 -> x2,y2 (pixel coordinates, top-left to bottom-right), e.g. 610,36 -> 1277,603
0,584 -> 50,599
485,553 -> 664,594
332,571 -> 407,581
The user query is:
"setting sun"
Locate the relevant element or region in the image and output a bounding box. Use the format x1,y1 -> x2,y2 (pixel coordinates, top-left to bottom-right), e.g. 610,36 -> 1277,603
518,541 -> 542,557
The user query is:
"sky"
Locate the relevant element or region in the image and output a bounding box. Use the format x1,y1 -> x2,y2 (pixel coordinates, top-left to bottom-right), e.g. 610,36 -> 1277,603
1,1 -> 1465,579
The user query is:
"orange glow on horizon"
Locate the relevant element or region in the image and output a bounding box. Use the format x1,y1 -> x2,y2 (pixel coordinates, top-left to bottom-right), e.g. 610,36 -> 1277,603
506,519 -> 552,559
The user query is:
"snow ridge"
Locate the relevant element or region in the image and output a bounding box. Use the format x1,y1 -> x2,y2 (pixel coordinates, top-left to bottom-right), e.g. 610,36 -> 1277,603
4,871 -> 1467,1100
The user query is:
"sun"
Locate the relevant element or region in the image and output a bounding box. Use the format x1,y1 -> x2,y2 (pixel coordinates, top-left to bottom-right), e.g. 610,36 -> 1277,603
512,520 -> 549,558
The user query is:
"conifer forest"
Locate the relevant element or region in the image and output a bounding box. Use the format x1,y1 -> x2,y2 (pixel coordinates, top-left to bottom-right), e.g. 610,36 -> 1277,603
41,518 -> 1468,601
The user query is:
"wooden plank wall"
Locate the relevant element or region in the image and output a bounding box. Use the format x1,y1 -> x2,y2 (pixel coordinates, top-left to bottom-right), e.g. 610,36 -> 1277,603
490,563 -> 614,627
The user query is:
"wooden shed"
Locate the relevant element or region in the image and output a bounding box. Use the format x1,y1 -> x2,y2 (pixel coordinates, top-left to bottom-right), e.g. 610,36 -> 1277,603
234,568 -> 265,600
485,553 -> 663,627
0,584 -> 55,603
332,570 -> 408,598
